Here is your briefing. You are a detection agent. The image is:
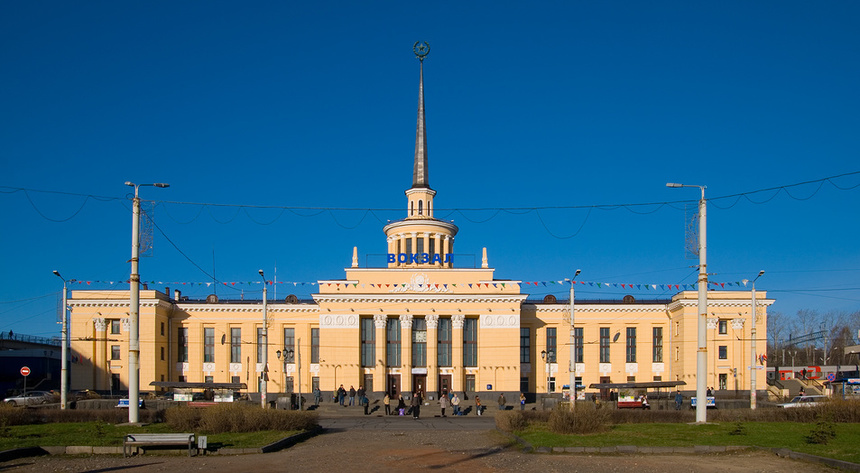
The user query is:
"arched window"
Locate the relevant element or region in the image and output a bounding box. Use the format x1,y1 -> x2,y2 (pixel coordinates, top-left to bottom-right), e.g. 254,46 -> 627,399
418,200 -> 423,215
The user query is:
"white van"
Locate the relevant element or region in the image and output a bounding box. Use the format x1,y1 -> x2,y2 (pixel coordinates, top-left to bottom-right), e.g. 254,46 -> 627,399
778,395 -> 828,408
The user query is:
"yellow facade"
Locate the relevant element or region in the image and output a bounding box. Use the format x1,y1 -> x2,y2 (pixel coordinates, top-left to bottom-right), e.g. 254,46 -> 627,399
67,53 -> 773,402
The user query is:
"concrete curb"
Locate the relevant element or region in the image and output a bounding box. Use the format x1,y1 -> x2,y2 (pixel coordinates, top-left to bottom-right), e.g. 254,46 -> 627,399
501,429 -> 860,471
0,427 -> 322,461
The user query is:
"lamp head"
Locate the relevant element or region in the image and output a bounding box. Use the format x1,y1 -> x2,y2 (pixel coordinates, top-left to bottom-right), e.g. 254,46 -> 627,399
574,269 -> 581,278
53,270 -> 61,278
154,183 -> 170,188
258,269 -> 265,277
758,270 -> 765,277
124,181 -> 134,187
666,183 -> 683,188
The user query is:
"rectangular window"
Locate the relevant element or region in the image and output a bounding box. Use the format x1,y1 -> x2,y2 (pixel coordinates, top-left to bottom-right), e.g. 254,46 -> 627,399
203,375 -> 212,383
674,321 -> 680,336
360,318 -> 374,367
285,376 -> 294,392
111,345 -> 120,360
257,327 -> 265,364
464,374 -> 476,392
546,327 -> 557,362
364,374 -> 373,393
160,346 -> 164,361
416,238 -> 424,254
574,327 -> 584,363
652,327 -> 663,362
429,238 -> 436,259
311,328 -> 320,364
626,327 -> 637,363
230,327 -> 241,364
179,375 -> 187,382
520,327 -> 530,363
178,327 -> 188,362
283,328 -> 295,363
386,318 -> 401,367
110,319 -> 121,334
412,318 -> 427,367
438,318 -> 452,367
599,327 -> 610,363
718,320 -> 728,334
719,345 -> 727,360
719,373 -> 727,390
675,346 -> 680,362
312,377 -> 320,392
160,322 -> 165,336
204,327 -> 215,363
464,318 -> 478,367
231,375 -> 240,384
627,376 -> 636,382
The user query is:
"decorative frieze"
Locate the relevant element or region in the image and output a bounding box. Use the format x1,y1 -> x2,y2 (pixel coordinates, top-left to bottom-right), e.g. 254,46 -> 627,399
319,314 -> 360,329
480,313 -> 519,329
707,318 -> 718,330
373,314 -> 387,329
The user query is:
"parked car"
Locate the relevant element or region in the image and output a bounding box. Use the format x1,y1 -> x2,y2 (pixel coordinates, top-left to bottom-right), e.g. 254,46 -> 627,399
778,395 -> 828,408
3,391 -> 53,406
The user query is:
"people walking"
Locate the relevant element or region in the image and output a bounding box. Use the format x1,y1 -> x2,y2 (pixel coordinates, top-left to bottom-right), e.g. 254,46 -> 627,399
451,392 -> 461,416
498,392 -> 506,410
439,391 -> 449,417
313,387 -> 321,406
384,392 -> 391,415
475,396 -> 482,416
520,393 -> 526,410
674,390 -> 683,410
349,386 -> 356,406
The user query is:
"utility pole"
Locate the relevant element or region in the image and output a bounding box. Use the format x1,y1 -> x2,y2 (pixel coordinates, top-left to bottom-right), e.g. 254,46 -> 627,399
125,181 -> 169,424
259,269 -> 268,408
747,270 -> 764,410
53,271 -> 74,410
568,269 -> 581,411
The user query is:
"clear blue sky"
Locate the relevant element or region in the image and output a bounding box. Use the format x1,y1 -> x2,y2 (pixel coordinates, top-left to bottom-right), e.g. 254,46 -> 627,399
2,1 -> 858,339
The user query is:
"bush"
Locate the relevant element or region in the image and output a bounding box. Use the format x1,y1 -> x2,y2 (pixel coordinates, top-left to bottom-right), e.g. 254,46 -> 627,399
167,404 -> 319,434
495,411 -> 528,432
548,403 -> 610,434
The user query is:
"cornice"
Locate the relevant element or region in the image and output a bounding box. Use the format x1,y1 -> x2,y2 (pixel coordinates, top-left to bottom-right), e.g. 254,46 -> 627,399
69,299 -> 173,310
524,303 -> 668,314
668,298 -> 775,311
312,294 -> 528,304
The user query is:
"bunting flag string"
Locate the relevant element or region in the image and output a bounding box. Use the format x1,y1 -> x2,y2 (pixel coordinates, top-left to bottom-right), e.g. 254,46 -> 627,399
68,277 -> 753,292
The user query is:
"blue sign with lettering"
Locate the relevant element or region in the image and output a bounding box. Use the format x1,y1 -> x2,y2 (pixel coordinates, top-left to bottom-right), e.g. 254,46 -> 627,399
388,253 -> 453,264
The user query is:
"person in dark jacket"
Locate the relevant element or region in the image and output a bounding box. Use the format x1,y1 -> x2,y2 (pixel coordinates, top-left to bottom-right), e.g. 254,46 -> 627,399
411,391 -> 422,419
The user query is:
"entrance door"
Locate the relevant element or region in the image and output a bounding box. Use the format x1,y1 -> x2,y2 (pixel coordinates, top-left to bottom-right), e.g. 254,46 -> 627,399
412,374 -> 427,396
438,374 -> 452,397
387,374 -> 400,397
599,376 -> 611,400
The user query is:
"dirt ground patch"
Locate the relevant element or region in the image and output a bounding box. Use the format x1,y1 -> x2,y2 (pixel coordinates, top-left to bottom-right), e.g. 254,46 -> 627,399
1,429 -> 835,472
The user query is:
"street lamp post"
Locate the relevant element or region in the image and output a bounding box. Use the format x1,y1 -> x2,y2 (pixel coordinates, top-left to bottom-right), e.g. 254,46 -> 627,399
541,349 -> 554,395
259,269 -> 268,409
569,269 -> 581,411
125,181 -> 169,424
53,271 -> 75,410
745,270 -> 765,410
667,182 -> 708,423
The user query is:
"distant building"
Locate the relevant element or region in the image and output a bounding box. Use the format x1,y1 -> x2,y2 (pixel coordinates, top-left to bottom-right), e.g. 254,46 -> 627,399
68,51 -> 772,400
0,332 -> 60,396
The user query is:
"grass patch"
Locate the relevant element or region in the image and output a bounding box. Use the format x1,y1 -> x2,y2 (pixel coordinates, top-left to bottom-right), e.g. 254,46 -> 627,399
0,422 -> 300,451
516,421 -> 860,463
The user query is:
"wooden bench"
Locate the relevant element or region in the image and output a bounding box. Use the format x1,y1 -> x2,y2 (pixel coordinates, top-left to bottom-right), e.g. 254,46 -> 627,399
124,433 -> 196,457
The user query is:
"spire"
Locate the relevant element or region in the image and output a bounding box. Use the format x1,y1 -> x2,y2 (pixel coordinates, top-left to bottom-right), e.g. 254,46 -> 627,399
412,41 -> 430,189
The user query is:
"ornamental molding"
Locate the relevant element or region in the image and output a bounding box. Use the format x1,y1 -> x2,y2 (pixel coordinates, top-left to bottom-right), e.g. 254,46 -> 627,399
373,314 -> 387,329
599,363 -> 611,375
731,318 -> 745,330
94,318 -> 107,332
451,313 -> 465,329
527,304 -> 665,314
652,362 -> 665,373
425,313 -> 439,329
399,314 -> 413,329
69,299 -> 173,310
707,318 -> 718,329
479,313 -> 519,329
625,363 -> 638,374
313,294 -> 527,304
320,314 -> 360,329
575,363 -> 585,375
667,298 -> 775,311
390,273 -> 450,294
179,304 -> 318,314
